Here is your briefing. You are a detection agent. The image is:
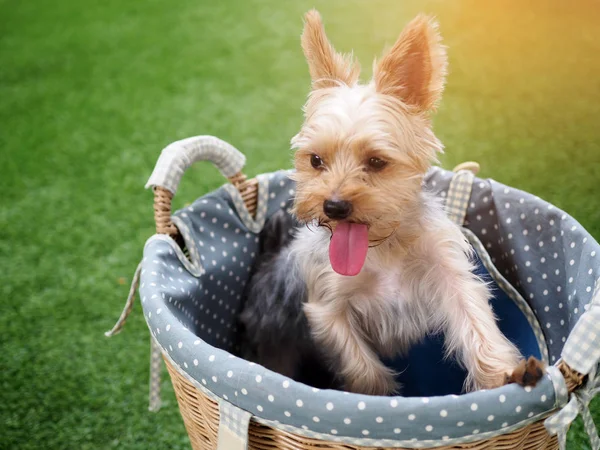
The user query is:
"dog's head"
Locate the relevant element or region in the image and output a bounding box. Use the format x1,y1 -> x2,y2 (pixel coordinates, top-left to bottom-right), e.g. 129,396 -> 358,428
291,10 -> 447,243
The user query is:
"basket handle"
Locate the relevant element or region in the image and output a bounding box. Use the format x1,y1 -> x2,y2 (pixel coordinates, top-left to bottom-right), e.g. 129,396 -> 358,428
558,361 -> 585,393
145,136 -> 250,237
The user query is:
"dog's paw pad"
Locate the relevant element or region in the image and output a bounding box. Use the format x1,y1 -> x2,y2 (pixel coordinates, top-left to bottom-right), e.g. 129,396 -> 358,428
507,356 -> 545,387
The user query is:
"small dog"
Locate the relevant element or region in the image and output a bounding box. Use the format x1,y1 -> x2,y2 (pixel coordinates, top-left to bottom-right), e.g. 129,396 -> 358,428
242,10 -> 543,395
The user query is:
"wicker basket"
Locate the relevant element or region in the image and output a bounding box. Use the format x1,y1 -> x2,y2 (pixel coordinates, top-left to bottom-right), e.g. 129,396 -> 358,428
109,136 -> 600,450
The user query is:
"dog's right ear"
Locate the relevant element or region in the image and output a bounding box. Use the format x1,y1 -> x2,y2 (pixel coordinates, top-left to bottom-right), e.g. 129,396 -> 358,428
301,10 -> 360,90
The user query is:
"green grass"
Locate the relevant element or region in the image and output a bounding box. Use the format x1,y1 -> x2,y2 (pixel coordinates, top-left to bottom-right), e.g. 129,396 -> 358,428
1,0 -> 599,448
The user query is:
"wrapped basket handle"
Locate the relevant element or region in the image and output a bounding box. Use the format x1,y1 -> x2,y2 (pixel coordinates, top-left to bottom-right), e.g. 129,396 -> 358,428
145,136 -> 251,237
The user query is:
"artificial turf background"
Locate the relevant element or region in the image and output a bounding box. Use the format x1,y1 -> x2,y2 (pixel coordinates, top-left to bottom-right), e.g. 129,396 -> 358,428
1,0 -> 599,448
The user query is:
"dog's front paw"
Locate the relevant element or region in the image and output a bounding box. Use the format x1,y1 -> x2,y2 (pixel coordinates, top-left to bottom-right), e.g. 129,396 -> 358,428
346,368 -> 400,396
505,356 -> 545,387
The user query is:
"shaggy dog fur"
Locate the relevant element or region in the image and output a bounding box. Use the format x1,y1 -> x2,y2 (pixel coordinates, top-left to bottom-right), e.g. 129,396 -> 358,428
240,10 -> 543,395
239,210 -> 340,389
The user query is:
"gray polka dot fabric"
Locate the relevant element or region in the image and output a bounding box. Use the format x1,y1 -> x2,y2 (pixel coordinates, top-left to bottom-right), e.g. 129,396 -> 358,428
138,168 -> 600,447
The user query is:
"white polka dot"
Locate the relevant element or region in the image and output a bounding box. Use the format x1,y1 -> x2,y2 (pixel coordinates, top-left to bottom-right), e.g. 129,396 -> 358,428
357,401 -> 366,410
499,394 -> 506,403
282,380 -> 290,388
326,402 -> 334,411
390,399 -> 398,408
473,429 -> 480,434
570,259 -> 575,266
313,416 -> 320,423
330,429 -> 337,435
394,428 -> 401,434
375,416 -> 384,423
255,375 -> 262,383
177,341 -> 183,349
457,421 -> 464,427
471,403 -> 478,411
212,376 -> 217,383
426,425 -> 433,432
528,412 -> 534,418
408,414 -> 416,420
502,422 -> 509,428
362,430 -> 369,436
241,388 -> 248,395
546,323 -> 551,329
344,418 -> 351,425
541,395 -> 547,402
284,411 -> 291,417
487,415 -> 494,421
268,395 -> 275,402
440,410 -> 448,417
296,399 -> 303,407
516,406 -> 522,413
257,405 -> 263,412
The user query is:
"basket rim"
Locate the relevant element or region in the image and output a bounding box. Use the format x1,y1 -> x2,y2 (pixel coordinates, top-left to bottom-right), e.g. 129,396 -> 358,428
158,338 -> 562,448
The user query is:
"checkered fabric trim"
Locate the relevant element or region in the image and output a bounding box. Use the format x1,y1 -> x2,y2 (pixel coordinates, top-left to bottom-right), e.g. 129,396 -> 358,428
149,337 -> 162,412
545,365 -> 600,450
145,136 -> 246,194
445,170 -> 475,226
218,400 -> 252,450
561,277 -> 600,374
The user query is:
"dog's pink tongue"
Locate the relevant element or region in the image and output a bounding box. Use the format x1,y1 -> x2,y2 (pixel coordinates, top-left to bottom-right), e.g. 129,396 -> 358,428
329,222 -> 369,276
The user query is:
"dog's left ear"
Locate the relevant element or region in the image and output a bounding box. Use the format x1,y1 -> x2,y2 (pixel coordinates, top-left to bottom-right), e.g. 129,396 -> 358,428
373,15 -> 447,113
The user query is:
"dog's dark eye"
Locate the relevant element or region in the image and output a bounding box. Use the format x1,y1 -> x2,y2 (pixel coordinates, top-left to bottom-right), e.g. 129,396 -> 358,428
367,157 -> 387,171
311,154 -> 324,169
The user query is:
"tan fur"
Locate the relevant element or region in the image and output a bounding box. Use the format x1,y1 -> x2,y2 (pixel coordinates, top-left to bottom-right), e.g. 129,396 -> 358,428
301,10 -> 360,90
290,10 -> 531,395
373,14 -> 447,112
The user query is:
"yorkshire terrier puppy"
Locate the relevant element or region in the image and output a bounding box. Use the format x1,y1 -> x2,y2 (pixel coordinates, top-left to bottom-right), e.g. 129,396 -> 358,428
242,10 -> 543,395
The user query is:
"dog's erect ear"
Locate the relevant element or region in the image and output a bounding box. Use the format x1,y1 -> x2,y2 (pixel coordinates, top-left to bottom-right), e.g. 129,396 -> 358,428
373,15 -> 447,113
301,10 -> 360,90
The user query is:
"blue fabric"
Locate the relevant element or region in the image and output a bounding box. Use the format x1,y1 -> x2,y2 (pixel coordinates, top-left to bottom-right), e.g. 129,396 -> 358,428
386,251 -> 541,397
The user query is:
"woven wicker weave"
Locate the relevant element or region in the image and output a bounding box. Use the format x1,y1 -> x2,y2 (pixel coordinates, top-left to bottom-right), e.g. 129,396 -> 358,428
153,171 -> 581,450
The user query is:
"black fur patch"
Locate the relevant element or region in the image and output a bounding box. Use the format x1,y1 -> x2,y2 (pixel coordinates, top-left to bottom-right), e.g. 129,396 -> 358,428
238,210 -> 339,389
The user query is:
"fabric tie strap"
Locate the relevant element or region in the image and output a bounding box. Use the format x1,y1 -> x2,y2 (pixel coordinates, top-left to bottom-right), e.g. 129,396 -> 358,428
545,366 -> 600,450
105,262 -> 163,412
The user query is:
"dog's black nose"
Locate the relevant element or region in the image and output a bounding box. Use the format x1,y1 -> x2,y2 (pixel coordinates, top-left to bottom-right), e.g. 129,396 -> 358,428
323,199 -> 353,220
